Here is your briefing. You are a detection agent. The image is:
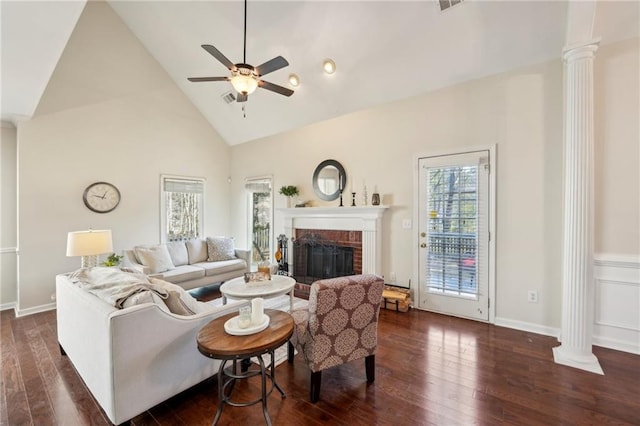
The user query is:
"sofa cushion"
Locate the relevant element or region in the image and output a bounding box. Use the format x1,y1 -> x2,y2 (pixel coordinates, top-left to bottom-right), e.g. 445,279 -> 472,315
186,239 -> 208,264
165,241 -> 189,266
155,265 -> 205,284
134,245 -> 175,274
206,237 -> 237,261
194,258 -> 247,277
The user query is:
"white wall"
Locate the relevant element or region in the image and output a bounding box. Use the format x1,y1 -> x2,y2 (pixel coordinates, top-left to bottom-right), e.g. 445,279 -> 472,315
1,122 -> 18,308
16,1 -> 231,313
231,59 -> 565,329
591,37 -> 640,354
230,37 -> 640,334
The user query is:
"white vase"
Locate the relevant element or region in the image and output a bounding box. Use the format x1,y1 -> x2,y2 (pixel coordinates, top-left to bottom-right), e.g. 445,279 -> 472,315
286,197 -> 294,208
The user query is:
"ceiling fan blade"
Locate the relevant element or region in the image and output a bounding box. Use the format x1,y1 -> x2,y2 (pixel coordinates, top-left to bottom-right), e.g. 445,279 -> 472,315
255,56 -> 289,76
201,44 -> 236,71
258,80 -> 294,97
237,93 -> 248,103
187,77 -> 230,82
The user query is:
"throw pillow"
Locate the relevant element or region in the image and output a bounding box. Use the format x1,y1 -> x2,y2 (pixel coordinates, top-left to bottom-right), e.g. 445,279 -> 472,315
121,290 -> 170,313
186,239 -> 208,264
207,237 -> 237,262
163,290 -> 197,315
134,245 -> 176,274
165,241 -> 189,266
149,277 -> 205,315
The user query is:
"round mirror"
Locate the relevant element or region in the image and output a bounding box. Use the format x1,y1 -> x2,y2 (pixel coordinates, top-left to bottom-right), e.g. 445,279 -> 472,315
312,159 -> 346,201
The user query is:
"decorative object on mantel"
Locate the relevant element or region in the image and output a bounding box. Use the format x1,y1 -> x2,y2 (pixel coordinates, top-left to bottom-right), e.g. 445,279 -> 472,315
372,186 -> 380,206
351,192 -> 356,207
66,229 -> 114,268
279,185 -> 299,208
362,183 -> 368,206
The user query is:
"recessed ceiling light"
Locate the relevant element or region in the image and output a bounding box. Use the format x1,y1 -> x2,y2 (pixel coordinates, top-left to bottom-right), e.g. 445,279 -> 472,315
323,59 -> 336,74
288,73 -> 300,87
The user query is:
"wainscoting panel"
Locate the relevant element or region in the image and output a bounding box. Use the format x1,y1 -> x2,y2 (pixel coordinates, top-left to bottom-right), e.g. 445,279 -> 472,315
593,254 -> 640,354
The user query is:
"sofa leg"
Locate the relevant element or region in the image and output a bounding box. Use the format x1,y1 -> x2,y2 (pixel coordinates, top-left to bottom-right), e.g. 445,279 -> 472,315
59,343 -> 67,356
287,341 -> 295,363
310,371 -> 321,403
365,354 -> 375,383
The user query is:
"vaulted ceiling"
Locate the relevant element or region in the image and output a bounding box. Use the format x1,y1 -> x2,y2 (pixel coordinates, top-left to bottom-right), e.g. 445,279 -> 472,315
2,1 -> 638,145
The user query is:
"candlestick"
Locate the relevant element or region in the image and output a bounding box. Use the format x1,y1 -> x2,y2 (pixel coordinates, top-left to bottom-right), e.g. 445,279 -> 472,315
351,192 -> 356,207
251,298 -> 264,325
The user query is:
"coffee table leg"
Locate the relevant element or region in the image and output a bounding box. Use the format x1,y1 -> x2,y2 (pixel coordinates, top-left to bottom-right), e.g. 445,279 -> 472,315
212,359 -> 227,426
289,289 -> 294,312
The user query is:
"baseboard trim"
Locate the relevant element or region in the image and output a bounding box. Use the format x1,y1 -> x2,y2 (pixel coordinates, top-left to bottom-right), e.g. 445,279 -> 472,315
593,334 -> 640,355
494,316 -> 560,338
15,302 -> 56,317
0,302 -> 16,312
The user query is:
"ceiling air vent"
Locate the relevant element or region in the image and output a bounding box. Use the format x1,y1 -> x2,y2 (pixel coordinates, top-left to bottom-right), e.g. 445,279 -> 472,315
439,0 -> 465,12
221,91 -> 236,104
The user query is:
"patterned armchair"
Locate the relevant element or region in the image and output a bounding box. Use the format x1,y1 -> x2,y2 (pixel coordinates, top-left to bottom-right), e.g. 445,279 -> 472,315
287,274 -> 385,402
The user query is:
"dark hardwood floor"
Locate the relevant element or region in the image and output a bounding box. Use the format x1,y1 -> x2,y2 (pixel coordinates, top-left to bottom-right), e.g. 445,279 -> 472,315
2,297 -> 639,425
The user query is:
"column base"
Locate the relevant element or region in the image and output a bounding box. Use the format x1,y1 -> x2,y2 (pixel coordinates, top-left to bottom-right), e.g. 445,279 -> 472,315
552,345 -> 604,375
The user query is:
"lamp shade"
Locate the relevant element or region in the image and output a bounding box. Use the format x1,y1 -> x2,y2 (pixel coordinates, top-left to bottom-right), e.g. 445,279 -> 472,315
66,230 -> 113,257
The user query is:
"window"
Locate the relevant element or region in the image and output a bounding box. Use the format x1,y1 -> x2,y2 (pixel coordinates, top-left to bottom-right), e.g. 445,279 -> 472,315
245,177 -> 273,264
161,175 -> 204,242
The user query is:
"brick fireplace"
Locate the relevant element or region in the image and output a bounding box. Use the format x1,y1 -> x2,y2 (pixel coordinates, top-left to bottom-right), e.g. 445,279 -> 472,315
293,229 -> 363,284
280,206 -> 388,294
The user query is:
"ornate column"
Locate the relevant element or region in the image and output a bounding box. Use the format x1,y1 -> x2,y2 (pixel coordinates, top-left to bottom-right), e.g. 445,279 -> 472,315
552,39 -> 603,375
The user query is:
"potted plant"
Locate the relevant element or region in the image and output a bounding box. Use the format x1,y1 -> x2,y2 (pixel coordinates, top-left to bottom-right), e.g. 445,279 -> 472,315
279,185 -> 299,208
102,253 -> 123,267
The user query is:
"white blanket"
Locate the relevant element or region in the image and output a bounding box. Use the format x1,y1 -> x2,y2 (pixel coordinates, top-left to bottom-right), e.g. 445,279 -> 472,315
68,267 -> 168,308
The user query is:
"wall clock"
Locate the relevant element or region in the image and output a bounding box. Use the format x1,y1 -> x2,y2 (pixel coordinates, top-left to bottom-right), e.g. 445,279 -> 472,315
83,182 -> 121,213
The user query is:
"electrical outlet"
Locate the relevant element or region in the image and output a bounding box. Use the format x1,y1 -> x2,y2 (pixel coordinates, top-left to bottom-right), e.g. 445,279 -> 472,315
527,290 -> 538,303
389,272 -> 397,283
402,219 -> 412,229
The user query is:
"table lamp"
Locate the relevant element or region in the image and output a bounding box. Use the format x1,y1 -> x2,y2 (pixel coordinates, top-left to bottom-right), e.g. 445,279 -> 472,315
66,229 -> 113,268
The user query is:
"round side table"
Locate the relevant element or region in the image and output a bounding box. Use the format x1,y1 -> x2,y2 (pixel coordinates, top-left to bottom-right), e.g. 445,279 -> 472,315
197,309 -> 294,426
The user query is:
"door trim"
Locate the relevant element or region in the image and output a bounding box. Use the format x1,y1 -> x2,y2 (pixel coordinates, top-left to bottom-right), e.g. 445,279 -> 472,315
412,144 -> 497,323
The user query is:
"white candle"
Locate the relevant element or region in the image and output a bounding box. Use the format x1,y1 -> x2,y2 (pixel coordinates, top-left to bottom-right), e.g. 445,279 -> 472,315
251,298 -> 264,325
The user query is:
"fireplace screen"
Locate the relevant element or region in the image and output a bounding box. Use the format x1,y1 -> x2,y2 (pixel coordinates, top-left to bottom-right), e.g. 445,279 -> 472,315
293,233 -> 355,284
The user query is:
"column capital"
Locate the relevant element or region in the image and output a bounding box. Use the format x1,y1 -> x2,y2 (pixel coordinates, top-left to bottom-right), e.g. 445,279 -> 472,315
563,37 -> 601,61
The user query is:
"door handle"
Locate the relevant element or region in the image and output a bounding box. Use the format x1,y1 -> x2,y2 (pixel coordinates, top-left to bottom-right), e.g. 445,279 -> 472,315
420,243 -> 427,248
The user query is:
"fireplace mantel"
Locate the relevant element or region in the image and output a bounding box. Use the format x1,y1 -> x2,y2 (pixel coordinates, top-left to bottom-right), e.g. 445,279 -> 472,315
279,206 -> 389,276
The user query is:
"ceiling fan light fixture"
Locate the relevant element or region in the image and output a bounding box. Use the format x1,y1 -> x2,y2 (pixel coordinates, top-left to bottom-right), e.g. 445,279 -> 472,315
288,73 -> 300,87
323,59 -> 336,74
230,66 -> 258,95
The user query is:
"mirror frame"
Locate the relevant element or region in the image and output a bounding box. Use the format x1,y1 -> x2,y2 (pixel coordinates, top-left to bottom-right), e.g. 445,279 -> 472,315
312,159 -> 347,201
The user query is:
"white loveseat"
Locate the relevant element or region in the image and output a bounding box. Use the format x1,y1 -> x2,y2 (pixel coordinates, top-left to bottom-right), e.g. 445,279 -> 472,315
122,238 -> 249,290
56,269 -> 249,425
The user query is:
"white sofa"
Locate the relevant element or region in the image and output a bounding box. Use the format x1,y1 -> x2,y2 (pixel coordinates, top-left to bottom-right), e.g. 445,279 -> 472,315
56,270 -> 249,425
122,238 -> 249,290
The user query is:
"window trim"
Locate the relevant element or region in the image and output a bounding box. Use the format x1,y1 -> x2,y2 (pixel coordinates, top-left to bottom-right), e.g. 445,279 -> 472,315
160,174 -> 206,243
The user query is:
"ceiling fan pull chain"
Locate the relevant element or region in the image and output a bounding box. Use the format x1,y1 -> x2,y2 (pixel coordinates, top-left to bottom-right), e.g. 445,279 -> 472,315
242,103 -> 247,118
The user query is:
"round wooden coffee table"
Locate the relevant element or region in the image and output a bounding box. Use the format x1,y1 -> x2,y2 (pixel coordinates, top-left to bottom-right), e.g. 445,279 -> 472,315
197,309 -> 294,426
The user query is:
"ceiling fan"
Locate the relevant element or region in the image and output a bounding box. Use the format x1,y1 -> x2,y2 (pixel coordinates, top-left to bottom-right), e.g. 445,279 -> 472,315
187,0 -> 294,103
